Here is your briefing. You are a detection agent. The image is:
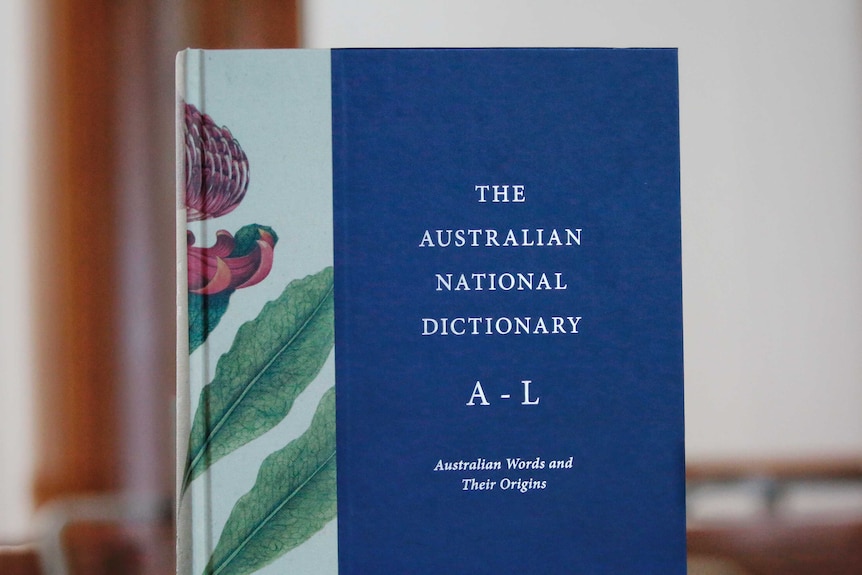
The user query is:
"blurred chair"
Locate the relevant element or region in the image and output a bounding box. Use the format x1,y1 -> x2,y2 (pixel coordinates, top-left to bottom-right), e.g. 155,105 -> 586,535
0,493 -> 172,575
688,555 -> 751,575
0,545 -> 41,575
37,493 -> 173,575
687,457 -> 862,575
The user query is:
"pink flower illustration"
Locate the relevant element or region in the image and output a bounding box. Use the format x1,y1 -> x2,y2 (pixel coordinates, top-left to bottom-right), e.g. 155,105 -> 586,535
184,102 -> 278,349
187,228 -> 277,295
184,103 -> 250,222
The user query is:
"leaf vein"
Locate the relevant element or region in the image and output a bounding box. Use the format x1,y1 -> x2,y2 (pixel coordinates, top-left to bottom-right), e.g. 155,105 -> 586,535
211,449 -> 337,575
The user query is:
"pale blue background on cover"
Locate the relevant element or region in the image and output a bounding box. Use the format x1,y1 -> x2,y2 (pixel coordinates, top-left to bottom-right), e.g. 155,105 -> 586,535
183,48 -> 337,575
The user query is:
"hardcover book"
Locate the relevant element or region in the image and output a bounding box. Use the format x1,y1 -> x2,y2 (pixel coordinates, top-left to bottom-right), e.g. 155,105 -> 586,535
177,48 -> 685,575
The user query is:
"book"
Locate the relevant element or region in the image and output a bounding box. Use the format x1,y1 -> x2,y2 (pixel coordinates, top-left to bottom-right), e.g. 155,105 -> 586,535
177,48 -> 685,575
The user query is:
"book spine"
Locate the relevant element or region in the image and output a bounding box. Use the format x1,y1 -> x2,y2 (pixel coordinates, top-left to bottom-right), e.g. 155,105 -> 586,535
175,47 -> 194,575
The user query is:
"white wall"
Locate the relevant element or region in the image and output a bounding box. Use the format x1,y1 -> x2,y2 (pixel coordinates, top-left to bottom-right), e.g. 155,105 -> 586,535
0,0 -> 37,541
304,1 -> 862,459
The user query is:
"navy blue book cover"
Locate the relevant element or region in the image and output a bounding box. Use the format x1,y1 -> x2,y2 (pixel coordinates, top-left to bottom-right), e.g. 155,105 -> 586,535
178,48 -> 684,575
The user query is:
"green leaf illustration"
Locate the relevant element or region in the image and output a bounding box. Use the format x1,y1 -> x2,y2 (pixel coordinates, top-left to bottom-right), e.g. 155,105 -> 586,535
205,387 -> 337,575
189,291 -> 231,353
183,266 -> 334,492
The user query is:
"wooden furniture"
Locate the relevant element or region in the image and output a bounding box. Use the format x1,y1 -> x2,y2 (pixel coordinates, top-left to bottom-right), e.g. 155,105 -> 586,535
0,546 -> 41,575
687,457 -> 862,575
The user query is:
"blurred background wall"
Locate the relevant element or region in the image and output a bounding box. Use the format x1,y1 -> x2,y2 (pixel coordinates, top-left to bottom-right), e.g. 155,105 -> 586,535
0,0 -> 860,571
0,0 -> 39,543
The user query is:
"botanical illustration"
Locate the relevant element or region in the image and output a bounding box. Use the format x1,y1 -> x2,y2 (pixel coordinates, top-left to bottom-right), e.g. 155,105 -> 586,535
182,103 -> 336,575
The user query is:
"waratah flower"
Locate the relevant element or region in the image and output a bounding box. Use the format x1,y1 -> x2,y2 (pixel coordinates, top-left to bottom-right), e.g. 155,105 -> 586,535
184,103 -> 250,222
187,226 -> 277,295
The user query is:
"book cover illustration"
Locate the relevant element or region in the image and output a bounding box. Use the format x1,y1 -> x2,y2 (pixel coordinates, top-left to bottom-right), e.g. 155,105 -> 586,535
177,50 -> 337,575
177,48 -> 685,575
